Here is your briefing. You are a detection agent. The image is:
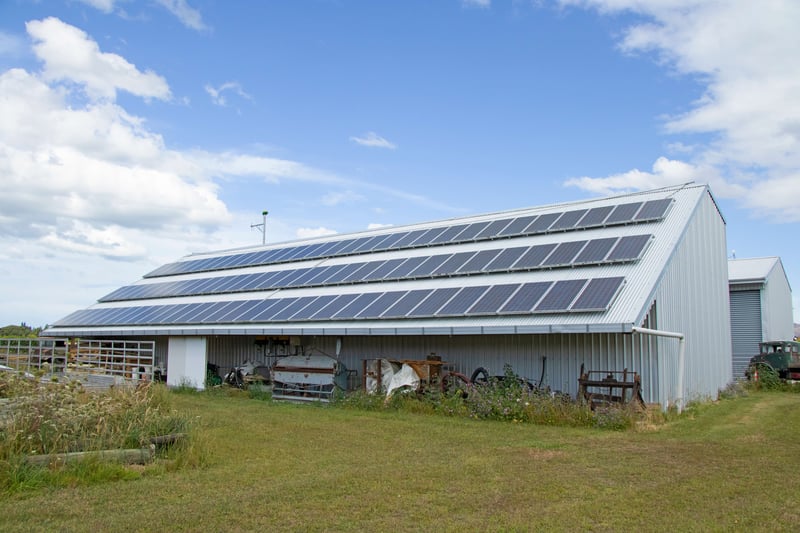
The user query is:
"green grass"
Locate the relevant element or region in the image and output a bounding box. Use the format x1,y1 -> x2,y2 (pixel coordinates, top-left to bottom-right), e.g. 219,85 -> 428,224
1,390 -> 799,531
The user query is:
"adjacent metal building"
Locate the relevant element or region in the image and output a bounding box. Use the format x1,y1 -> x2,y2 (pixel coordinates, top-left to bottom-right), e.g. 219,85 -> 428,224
728,257 -> 794,378
45,183 -> 732,408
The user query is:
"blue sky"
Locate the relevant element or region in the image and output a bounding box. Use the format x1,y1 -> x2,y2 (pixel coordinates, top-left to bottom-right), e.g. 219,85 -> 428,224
0,0 -> 797,327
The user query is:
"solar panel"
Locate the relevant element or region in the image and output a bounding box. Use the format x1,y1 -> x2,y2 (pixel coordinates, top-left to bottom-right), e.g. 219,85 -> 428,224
262,297 -> 302,321
512,243 -> 558,269
575,206 -> 614,228
203,301 -> 249,322
524,212 -> 560,233
250,271 -> 280,289
373,231 -> 410,251
319,263 -> 363,284
289,295 -> 337,320
468,284 -> 521,314
474,218 -> 514,240
534,279 -> 587,312
330,293 -> 381,319
385,256 -> 426,279
485,246 -> 528,271
270,268 -> 309,288
339,261 -> 379,283
500,282 -> 552,313
239,299 -> 284,322
457,249 -> 501,274
392,229 -> 428,248
454,221 -> 491,241
111,305 -> 148,324
406,287 -> 459,316
222,300 -> 263,322
429,224 -> 471,245
497,215 -> 537,237
605,202 -> 642,224
352,235 -> 389,253
410,227 -> 448,247
571,277 -> 625,311
312,240 -> 344,258
215,275 -> 249,293
337,237 -> 375,255
90,306 -> 129,325
266,297 -> 319,321
607,234 -> 651,261
294,242 -> 327,260
212,300 -> 254,322
309,293 -> 361,320
319,239 -> 355,257
365,258 -> 406,280
549,209 -> 588,231
292,267 -> 329,286
574,237 -> 618,264
281,244 -> 316,261
355,291 -> 407,318
540,240 -> 587,267
430,251 -> 475,276
382,289 -> 433,318
160,303 -> 199,324
168,301 -> 207,324
408,255 -> 451,277
634,198 -> 672,221
435,286 -> 490,316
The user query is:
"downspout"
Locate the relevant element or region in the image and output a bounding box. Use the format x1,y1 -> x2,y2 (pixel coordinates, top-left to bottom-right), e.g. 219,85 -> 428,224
631,326 -> 686,413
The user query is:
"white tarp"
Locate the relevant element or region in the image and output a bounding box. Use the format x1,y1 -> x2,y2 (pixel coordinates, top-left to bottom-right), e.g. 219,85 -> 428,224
385,363 -> 420,397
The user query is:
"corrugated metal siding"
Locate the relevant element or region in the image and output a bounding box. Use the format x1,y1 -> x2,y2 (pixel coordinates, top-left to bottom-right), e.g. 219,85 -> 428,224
730,290 -> 761,379
650,190 -> 731,405
761,263 -> 794,341
203,332 -> 661,402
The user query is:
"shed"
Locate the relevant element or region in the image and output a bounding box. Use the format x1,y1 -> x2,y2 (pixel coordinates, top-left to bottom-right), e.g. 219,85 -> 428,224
45,183 -> 732,409
728,257 -> 794,378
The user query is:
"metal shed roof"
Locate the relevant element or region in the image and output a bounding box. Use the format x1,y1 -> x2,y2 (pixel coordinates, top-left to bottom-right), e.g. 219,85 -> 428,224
45,183 -> 717,337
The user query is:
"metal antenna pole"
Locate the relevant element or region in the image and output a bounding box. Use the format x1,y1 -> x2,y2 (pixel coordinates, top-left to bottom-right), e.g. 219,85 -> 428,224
250,210 -> 269,245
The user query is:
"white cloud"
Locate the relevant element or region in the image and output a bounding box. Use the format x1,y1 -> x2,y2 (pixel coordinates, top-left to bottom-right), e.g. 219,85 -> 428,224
559,0 -> 800,221
296,227 -> 338,239
26,17 -> 171,101
462,0 -> 491,8
205,81 -> 252,106
75,0 -> 116,13
367,223 -> 393,230
321,190 -> 365,206
349,132 -> 397,150
154,0 -> 207,31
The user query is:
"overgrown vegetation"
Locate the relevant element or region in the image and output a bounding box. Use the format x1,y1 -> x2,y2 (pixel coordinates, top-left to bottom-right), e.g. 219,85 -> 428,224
0,373 -> 199,493
335,363 -> 647,430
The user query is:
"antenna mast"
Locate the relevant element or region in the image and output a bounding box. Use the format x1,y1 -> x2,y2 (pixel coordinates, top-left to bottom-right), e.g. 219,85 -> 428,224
251,210 -> 269,245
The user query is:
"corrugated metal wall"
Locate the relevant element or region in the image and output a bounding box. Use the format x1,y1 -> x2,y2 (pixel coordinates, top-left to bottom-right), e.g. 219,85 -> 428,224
761,264 -> 794,341
730,289 -> 762,378
203,332 -> 661,402
650,191 -> 732,404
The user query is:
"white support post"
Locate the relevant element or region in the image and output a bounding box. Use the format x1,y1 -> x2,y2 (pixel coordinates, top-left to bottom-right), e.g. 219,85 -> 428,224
632,326 -> 686,413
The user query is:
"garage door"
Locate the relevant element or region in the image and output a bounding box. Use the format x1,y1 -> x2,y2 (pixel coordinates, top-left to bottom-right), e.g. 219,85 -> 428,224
730,290 -> 762,379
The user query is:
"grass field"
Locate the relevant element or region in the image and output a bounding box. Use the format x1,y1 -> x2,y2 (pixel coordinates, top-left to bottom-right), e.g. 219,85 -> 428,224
1,389 -> 799,532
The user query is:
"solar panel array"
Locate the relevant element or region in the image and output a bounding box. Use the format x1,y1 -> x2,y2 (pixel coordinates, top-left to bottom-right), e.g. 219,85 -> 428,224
145,198 -> 672,278
56,276 -> 626,327
101,234 -> 652,302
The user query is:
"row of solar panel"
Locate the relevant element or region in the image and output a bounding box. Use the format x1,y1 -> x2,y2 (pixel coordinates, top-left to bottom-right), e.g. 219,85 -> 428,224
102,234 -> 651,303
58,276 -> 626,327
145,198 -> 672,278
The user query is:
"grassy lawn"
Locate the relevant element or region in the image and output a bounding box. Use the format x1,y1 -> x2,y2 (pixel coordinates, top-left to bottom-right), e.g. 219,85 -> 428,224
1,390 -> 799,532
